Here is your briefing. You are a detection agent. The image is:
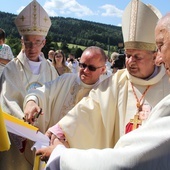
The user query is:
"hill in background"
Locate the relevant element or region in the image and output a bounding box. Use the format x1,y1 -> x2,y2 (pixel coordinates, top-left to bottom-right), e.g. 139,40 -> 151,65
0,11 -> 124,57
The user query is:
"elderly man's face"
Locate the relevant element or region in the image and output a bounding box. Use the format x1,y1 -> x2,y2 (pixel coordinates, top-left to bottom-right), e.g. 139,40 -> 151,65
155,24 -> 170,77
125,49 -> 156,79
22,35 -> 46,62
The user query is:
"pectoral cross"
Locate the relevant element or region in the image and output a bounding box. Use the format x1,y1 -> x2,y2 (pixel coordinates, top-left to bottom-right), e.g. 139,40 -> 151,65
130,114 -> 142,130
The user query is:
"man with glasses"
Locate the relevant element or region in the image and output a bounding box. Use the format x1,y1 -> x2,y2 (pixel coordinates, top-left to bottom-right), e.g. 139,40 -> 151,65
0,1 -> 58,169
23,46 -> 108,132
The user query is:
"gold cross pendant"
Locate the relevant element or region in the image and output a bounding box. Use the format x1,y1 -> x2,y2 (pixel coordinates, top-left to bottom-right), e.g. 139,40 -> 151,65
130,114 -> 142,130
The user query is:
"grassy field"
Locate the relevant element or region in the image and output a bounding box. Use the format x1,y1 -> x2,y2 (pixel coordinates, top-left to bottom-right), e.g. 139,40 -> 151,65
57,42 -> 117,56
68,44 -> 86,50
57,42 -> 86,50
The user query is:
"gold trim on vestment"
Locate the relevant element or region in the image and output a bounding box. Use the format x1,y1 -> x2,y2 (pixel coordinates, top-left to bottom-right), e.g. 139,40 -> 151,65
129,0 -> 138,41
124,41 -> 156,51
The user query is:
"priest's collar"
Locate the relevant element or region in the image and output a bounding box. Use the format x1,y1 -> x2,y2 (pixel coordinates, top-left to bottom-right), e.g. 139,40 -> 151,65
77,74 -> 100,89
144,66 -> 160,80
127,64 -> 166,86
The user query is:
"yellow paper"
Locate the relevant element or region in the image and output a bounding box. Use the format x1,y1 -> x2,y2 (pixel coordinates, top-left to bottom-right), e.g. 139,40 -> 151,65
3,109 -> 49,147
2,109 -> 49,170
3,111 -> 38,131
0,107 -> 10,151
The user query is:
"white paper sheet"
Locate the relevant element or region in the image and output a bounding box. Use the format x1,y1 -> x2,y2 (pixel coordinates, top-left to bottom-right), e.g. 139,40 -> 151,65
3,112 -> 50,149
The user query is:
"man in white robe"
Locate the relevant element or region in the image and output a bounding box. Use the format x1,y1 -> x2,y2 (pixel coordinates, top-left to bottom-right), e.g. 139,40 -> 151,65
23,46 -> 108,133
0,1 -> 58,169
45,8 -> 170,170
43,0 -> 170,149
46,95 -> 170,170
0,51 -> 58,120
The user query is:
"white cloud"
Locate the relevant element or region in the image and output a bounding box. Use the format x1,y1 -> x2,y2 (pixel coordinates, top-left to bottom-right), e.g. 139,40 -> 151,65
43,0 -> 94,17
16,6 -> 25,14
15,0 -> 123,25
100,4 -> 123,18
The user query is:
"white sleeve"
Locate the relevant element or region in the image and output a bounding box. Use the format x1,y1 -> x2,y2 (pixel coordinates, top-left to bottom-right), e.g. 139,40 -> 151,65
45,144 -> 66,170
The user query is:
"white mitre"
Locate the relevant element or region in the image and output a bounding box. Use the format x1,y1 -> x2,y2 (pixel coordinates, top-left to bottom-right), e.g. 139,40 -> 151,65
15,0 -> 51,36
122,0 -> 161,51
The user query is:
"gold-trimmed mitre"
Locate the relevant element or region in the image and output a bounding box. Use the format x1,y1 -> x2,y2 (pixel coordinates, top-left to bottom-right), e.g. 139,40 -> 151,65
122,0 -> 161,51
15,0 -> 51,36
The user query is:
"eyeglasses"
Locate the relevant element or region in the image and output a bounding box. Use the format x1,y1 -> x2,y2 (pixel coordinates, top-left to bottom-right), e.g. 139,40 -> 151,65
79,63 -> 104,72
24,40 -> 44,48
55,55 -> 63,58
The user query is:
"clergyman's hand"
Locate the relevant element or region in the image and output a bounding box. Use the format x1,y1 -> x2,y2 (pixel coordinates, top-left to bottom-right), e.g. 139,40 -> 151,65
36,145 -> 56,162
53,138 -> 70,148
24,100 -> 42,124
36,139 -> 69,162
45,130 -> 57,145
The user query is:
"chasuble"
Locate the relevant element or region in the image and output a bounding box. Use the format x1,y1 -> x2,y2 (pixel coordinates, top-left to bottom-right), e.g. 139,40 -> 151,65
0,51 -> 58,170
0,51 -> 58,120
58,65 -> 170,149
47,95 -> 170,169
24,73 -> 101,133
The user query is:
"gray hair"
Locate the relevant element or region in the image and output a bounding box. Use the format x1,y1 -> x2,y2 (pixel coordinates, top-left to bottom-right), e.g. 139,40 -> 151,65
157,12 -> 170,31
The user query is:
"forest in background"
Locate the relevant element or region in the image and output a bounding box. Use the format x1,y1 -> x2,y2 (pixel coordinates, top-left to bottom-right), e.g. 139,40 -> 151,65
0,11 -> 124,58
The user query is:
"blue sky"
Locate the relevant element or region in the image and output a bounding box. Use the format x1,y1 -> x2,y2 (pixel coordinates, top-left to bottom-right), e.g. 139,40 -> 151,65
0,0 -> 169,26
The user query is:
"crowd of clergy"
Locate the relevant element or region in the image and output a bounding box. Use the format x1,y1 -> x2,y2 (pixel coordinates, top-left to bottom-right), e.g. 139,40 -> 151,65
1,0 -> 170,170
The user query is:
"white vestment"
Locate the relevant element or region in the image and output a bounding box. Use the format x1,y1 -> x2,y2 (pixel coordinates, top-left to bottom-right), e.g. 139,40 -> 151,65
0,51 -> 58,119
46,94 -> 170,170
0,51 -> 58,170
58,65 -> 170,149
67,60 -> 79,74
24,73 -> 101,133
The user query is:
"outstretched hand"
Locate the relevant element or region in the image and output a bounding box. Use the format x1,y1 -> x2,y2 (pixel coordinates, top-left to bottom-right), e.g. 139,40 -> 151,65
36,144 -> 56,162
36,138 -> 69,162
24,100 -> 43,124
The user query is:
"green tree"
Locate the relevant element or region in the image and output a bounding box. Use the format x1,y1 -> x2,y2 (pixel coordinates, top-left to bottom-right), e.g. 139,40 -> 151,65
6,36 -> 21,57
60,42 -> 70,56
